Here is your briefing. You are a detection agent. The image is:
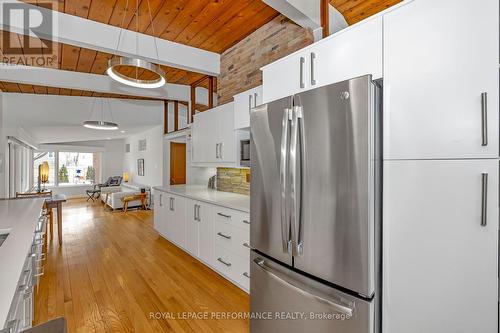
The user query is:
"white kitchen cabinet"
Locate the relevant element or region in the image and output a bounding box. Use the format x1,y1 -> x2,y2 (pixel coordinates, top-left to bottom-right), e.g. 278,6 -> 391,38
186,199 -> 214,263
234,85 -> 263,129
192,102 -> 236,165
383,159 -> 498,333
262,15 -> 382,103
153,191 -> 163,234
164,194 -> 186,248
383,0 -> 499,159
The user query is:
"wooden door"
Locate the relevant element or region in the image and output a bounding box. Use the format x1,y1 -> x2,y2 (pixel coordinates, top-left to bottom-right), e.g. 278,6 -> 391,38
170,142 -> 186,185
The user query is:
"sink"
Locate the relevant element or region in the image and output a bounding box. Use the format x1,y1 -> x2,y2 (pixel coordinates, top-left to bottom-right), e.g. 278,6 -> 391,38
0,233 -> 8,247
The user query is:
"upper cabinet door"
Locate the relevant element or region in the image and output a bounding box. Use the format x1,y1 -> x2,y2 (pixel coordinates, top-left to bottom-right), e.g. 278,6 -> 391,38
262,49 -> 309,104
217,102 -> 236,163
234,86 -> 263,129
383,0 -> 499,159
312,16 -> 382,89
383,159 -> 498,333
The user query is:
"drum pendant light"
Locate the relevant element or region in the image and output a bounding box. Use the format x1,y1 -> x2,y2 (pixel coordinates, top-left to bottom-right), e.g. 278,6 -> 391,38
83,98 -> 119,131
107,0 -> 166,89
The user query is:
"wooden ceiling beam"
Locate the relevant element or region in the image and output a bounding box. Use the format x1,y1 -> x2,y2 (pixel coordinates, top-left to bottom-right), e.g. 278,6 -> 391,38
2,0 -> 220,76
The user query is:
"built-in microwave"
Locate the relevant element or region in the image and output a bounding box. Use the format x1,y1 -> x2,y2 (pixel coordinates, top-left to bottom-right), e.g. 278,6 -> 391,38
240,139 -> 250,167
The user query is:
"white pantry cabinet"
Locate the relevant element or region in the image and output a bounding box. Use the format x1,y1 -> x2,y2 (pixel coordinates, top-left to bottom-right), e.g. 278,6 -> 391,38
191,102 -> 237,165
383,160 -> 498,333
383,0 -> 499,159
185,199 -> 214,265
234,85 -> 263,129
262,15 -> 382,103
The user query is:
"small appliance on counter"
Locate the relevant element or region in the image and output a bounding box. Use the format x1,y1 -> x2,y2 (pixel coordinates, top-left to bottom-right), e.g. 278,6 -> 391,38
207,175 -> 217,189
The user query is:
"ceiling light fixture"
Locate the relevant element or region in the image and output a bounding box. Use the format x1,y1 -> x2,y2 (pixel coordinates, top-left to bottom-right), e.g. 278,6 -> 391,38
107,0 -> 165,89
83,98 -> 119,131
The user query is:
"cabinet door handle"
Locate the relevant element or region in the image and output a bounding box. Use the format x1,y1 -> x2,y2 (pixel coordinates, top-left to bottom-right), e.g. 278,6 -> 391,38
217,232 -> 232,239
219,142 -> 223,159
243,272 -> 250,279
310,52 -> 316,85
159,194 -> 162,207
242,219 -> 250,225
193,204 -> 197,221
243,242 -> 251,249
248,94 -> 252,111
481,173 -> 488,227
299,57 -> 305,89
197,205 -> 201,222
481,92 -> 488,146
254,93 -> 258,107
217,212 -> 231,219
215,143 -> 219,159
217,257 -> 232,267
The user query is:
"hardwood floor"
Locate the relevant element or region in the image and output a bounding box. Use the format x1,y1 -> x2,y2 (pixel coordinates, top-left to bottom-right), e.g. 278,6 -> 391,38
34,199 -> 249,333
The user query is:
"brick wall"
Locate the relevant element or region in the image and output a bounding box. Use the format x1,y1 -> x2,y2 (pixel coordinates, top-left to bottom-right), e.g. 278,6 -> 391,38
217,15 -> 314,105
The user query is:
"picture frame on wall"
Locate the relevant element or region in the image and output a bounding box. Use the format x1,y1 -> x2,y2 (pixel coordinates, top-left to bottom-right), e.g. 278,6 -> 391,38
137,159 -> 144,176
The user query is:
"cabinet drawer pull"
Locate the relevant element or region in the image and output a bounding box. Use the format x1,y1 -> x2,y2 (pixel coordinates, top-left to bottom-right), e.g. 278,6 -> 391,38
217,212 -> 231,219
217,232 -> 231,239
242,219 -> 250,224
481,173 -> 488,226
243,242 -> 251,249
299,57 -> 305,89
481,92 -> 488,146
243,272 -> 250,279
217,257 -> 232,267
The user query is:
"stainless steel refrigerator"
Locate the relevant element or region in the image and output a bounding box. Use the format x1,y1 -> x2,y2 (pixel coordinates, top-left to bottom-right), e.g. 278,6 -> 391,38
250,75 -> 382,333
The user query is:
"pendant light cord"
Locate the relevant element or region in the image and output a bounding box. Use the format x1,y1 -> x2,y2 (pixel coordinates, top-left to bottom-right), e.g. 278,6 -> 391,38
115,0 -> 129,54
147,0 -> 161,62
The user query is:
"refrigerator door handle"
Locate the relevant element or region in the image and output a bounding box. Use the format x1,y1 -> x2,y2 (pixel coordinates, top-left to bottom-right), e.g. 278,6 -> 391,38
289,106 -> 302,256
280,108 -> 292,253
297,107 -> 306,255
253,257 -> 354,317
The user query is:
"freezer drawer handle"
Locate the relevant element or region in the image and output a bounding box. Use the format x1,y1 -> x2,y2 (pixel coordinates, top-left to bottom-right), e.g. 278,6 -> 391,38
217,232 -> 232,240
481,173 -> 488,226
217,257 -> 232,267
481,92 -> 488,146
217,212 -> 231,219
253,258 -> 354,317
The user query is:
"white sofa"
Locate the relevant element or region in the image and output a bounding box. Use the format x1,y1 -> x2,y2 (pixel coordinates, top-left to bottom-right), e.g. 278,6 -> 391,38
100,183 -> 150,210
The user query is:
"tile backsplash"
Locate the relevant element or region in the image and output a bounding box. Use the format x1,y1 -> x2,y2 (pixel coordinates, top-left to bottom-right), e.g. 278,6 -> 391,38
217,168 -> 250,196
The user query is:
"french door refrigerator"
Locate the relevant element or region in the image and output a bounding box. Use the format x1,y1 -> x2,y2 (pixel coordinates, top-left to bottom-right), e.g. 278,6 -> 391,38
250,75 -> 382,333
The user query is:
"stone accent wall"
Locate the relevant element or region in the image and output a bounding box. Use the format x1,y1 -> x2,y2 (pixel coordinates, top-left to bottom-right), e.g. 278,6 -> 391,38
217,168 -> 250,196
217,15 -> 314,104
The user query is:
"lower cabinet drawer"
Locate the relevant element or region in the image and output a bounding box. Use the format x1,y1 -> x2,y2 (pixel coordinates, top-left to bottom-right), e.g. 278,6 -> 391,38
214,245 -> 250,291
215,221 -> 250,260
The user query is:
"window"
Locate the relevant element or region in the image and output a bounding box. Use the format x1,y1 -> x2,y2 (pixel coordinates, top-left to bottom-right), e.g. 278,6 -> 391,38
32,150 -> 102,187
33,151 -> 56,187
58,152 -> 101,185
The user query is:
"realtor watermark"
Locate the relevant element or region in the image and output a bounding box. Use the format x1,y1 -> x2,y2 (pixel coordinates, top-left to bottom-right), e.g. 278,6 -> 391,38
1,0 -> 58,67
149,311 -> 352,321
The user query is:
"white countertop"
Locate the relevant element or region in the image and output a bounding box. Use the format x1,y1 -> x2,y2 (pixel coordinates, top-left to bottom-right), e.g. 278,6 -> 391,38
0,198 -> 44,326
153,185 -> 250,213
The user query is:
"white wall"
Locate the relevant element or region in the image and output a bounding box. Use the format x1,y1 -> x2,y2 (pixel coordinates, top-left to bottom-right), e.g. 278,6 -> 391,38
124,125 -> 163,188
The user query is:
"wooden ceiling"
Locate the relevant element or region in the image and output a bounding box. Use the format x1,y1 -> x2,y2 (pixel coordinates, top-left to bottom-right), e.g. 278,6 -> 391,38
20,0 -> 280,54
331,0 -> 402,25
1,0 -> 401,98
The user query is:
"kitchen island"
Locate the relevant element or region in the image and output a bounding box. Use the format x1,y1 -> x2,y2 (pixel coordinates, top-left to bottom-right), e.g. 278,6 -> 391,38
0,198 -> 45,331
